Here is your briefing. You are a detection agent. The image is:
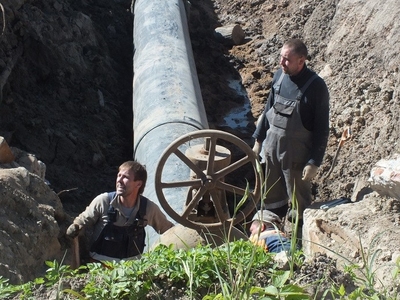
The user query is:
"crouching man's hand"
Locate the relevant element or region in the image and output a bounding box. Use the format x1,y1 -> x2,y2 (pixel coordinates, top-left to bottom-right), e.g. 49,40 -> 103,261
66,223 -> 82,238
302,164 -> 318,181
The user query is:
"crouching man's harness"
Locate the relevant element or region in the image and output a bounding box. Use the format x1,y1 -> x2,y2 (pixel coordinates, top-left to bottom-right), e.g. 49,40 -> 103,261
90,192 -> 148,259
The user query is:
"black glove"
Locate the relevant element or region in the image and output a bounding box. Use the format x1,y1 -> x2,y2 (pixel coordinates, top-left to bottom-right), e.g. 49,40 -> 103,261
66,223 -> 82,238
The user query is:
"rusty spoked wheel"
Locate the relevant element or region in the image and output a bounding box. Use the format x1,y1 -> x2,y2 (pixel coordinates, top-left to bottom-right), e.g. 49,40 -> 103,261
155,129 -> 261,230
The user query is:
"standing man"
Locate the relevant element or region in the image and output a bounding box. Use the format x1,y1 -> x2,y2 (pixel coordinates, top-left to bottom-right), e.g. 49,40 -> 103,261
66,160 -> 174,262
252,39 -> 329,222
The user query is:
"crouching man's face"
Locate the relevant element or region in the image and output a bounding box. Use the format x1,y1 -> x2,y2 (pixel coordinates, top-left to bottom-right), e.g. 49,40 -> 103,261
249,220 -> 264,235
116,168 -> 143,197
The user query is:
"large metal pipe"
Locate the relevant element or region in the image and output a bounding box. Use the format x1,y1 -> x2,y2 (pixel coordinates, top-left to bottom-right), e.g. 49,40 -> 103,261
132,0 -> 208,243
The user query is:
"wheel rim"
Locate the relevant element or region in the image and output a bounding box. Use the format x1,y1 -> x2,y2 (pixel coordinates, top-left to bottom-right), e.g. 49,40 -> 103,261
155,129 -> 261,230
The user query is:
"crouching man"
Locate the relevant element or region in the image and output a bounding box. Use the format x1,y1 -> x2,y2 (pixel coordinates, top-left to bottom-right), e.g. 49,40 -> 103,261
66,160 -> 174,262
249,210 -> 293,253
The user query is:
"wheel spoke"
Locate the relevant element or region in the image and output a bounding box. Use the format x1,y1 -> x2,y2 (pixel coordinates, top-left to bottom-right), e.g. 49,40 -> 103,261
160,178 -> 202,189
214,155 -> 251,179
182,186 -> 208,218
209,189 -> 226,223
206,136 -> 217,175
173,148 -> 205,179
215,180 -> 248,196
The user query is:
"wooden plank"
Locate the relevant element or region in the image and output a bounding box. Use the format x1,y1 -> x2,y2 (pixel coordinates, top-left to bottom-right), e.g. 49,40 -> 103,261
214,24 -> 245,45
0,136 -> 15,163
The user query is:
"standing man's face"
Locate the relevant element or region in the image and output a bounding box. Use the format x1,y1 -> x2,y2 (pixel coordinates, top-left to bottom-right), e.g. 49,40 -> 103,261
279,45 -> 305,76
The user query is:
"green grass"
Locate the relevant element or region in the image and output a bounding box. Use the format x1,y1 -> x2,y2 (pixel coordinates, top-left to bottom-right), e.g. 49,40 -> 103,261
1,228 -> 399,299
1,161 -> 399,299
0,241 -> 308,300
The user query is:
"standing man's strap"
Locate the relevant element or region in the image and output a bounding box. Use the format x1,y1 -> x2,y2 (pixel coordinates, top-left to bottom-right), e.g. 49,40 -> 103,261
296,74 -> 318,100
274,72 -> 318,100
273,72 -> 286,94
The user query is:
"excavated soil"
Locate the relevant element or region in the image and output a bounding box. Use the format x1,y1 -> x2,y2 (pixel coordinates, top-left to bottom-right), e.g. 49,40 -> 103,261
1,0 -> 398,216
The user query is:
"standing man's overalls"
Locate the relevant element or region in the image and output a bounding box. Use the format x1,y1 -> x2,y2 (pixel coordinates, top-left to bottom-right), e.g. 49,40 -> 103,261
263,72 -> 317,217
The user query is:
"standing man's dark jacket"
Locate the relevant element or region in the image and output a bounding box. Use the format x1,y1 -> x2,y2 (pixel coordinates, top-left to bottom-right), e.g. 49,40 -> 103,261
253,65 -> 329,167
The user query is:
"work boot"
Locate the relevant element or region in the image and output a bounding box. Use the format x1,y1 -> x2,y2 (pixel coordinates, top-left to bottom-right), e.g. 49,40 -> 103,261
285,210 -> 303,247
286,209 -> 301,223
263,204 -> 288,220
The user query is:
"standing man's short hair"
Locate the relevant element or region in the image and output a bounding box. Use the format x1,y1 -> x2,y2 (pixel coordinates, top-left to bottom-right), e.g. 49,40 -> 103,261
284,39 -> 308,59
119,161 -> 147,194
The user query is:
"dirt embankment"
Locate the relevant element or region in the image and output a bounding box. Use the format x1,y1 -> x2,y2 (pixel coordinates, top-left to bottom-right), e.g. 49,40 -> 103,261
0,0 -> 134,215
202,0 -> 400,202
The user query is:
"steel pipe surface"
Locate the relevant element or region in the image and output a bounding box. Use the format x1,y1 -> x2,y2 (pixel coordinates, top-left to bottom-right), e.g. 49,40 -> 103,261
132,0 -> 208,245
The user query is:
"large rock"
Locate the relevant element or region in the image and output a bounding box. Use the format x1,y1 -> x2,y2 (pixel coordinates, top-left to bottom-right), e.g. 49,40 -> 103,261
151,223 -> 248,250
0,149 -> 65,284
369,153 -> 400,200
302,192 -> 400,291
150,224 -> 206,250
